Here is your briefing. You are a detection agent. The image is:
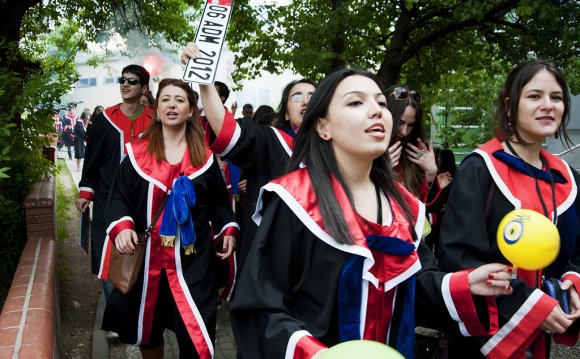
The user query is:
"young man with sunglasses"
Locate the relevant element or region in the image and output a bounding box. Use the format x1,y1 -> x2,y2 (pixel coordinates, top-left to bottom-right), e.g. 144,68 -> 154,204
76,65 -> 154,315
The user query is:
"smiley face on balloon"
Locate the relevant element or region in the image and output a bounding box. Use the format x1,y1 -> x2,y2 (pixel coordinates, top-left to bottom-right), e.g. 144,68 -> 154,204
497,209 -> 560,270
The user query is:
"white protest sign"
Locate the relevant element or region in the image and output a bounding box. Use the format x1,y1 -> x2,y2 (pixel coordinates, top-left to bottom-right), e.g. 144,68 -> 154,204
183,0 -> 234,85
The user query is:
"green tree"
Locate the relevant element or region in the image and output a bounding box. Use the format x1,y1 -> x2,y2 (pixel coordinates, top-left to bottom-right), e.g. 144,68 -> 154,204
227,0 -> 578,149
0,0 -> 202,302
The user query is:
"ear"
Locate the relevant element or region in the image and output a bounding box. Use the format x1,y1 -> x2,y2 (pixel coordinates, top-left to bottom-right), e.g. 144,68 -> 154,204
316,118 -> 331,140
504,97 -> 510,118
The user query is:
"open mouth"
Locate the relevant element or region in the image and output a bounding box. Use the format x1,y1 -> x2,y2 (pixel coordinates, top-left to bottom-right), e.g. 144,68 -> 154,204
365,124 -> 385,133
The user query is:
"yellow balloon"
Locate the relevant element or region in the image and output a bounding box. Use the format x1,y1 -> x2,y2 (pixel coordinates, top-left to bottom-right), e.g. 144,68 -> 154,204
496,209 -> 560,270
320,340 -> 404,359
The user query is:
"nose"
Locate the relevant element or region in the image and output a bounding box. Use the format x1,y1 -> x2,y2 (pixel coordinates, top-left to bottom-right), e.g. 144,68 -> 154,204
368,101 -> 383,118
540,96 -> 554,111
399,124 -> 410,138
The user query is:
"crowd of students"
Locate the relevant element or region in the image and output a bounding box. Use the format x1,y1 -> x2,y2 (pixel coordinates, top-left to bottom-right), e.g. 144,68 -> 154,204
73,43 -> 579,359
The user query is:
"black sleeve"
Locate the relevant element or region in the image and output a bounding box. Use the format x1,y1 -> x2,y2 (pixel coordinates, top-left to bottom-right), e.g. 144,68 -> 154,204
436,155 -> 539,325
78,113 -> 107,195
205,157 -> 238,237
104,157 -> 146,232
230,193 -> 347,358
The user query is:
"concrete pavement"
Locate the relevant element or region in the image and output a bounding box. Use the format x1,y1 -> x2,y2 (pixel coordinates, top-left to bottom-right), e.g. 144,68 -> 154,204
58,150 -> 237,358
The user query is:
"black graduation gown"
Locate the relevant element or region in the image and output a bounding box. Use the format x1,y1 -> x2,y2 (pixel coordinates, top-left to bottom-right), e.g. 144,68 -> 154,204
230,169 -> 501,359
99,140 -> 239,358
73,119 -> 86,159
438,138 -> 580,358
207,111 -> 294,271
78,104 -> 154,273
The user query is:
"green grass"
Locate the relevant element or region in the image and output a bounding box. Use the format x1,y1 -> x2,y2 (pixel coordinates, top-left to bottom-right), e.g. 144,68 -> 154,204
55,161 -> 73,281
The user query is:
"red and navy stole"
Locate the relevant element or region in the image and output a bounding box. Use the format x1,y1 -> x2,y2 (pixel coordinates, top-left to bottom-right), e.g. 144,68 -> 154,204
474,138 -> 577,284
264,169 -> 424,358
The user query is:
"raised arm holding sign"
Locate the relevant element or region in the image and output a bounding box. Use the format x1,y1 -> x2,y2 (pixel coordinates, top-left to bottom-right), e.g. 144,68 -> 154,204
183,0 -> 234,85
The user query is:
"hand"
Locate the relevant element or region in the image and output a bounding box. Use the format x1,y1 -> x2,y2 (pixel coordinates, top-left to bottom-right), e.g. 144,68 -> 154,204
437,171 -> 453,189
216,235 -> 236,260
405,139 -> 437,182
561,280 -> 580,320
540,304 -> 573,335
388,141 -> 402,168
181,42 -> 200,64
238,179 -> 247,193
115,229 -> 140,255
76,198 -> 91,212
468,263 -> 513,296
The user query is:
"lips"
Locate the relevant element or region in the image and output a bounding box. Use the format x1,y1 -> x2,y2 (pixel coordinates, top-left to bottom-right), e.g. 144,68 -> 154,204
166,111 -> 178,119
536,116 -> 555,121
365,123 -> 385,133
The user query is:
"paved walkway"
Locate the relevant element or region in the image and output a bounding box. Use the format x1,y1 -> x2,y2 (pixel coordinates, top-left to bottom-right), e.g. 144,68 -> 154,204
58,150 -> 237,358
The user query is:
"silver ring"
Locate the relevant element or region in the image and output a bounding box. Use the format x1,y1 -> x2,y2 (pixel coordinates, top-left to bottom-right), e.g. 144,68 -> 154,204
416,149 -> 426,159
544,329 -> 553,335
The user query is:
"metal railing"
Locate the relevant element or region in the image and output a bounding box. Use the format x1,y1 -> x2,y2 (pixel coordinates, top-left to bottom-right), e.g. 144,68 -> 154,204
556,143 -> 580,157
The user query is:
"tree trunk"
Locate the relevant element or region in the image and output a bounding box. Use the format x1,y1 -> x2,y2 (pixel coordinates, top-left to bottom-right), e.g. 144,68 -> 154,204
328,0 -> 346,71
0,0 -> 41,127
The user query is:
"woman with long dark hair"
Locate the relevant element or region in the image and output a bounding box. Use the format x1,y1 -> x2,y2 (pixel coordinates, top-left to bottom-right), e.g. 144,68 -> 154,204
100,78 -> 239,358
182,43 -> 317,272
229,68 -> 513,359
438,59 -> 580,357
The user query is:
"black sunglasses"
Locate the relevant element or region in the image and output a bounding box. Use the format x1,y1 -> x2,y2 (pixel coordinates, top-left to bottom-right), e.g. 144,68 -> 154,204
118,77 -> 141,86
387,87 -> 422,103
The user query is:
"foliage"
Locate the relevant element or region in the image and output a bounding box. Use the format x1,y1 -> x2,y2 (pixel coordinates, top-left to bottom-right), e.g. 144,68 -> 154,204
0,0 -> 206,301
225,0 -> 579,149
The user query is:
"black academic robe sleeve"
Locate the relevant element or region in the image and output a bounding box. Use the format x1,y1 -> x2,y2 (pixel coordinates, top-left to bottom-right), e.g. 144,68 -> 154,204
202,157 -> 240,244
105,156 -> 149,235
230,192 -> 350,359
78,112 -> 120,202
438,156 -> 543,302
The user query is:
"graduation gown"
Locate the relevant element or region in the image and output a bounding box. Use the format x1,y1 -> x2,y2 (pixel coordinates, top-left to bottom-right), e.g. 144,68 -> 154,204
207,110 -> 294,270
98,140 -> 239,358
438,138 -> 580,358
78,104 -> 154,273
230,169 -> 501,359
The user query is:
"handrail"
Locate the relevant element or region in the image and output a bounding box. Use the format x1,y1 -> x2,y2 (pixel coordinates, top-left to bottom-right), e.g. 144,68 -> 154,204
556,143 -> 580,157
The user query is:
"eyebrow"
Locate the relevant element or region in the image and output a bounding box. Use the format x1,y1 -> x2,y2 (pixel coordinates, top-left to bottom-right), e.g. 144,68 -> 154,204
290,91 -> 314,96
160,95 -> 186,99
525,89 -> 563,94
342,91 -> 384,98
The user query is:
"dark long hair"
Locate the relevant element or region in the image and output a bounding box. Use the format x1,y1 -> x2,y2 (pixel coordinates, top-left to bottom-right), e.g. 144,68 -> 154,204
386,84 -> 426,196
495,59 -> 572,148
288,67 -> 417,245
142,78 -> 206,167
274,78 -> 317,131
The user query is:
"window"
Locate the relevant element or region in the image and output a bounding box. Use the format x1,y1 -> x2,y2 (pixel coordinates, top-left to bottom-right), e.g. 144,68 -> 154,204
77,77 -> 97,88
104,77 -> 116,85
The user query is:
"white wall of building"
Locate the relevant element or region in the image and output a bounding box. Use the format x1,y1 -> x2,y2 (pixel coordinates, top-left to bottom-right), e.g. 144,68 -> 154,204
66,45 -> 300,119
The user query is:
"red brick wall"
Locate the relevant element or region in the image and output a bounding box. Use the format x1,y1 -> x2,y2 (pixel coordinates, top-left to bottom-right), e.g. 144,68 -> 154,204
0,177 -> 59,358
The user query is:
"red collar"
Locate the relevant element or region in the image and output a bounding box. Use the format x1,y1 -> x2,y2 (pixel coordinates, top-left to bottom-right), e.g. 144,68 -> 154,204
126,139 -> 214,192
475,138 -> 576,219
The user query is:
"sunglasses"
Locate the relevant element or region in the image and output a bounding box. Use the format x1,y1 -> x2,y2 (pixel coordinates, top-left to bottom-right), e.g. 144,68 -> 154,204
289,93 -> 313,103
387,87 -> 422,103
118,77 -> 141,86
